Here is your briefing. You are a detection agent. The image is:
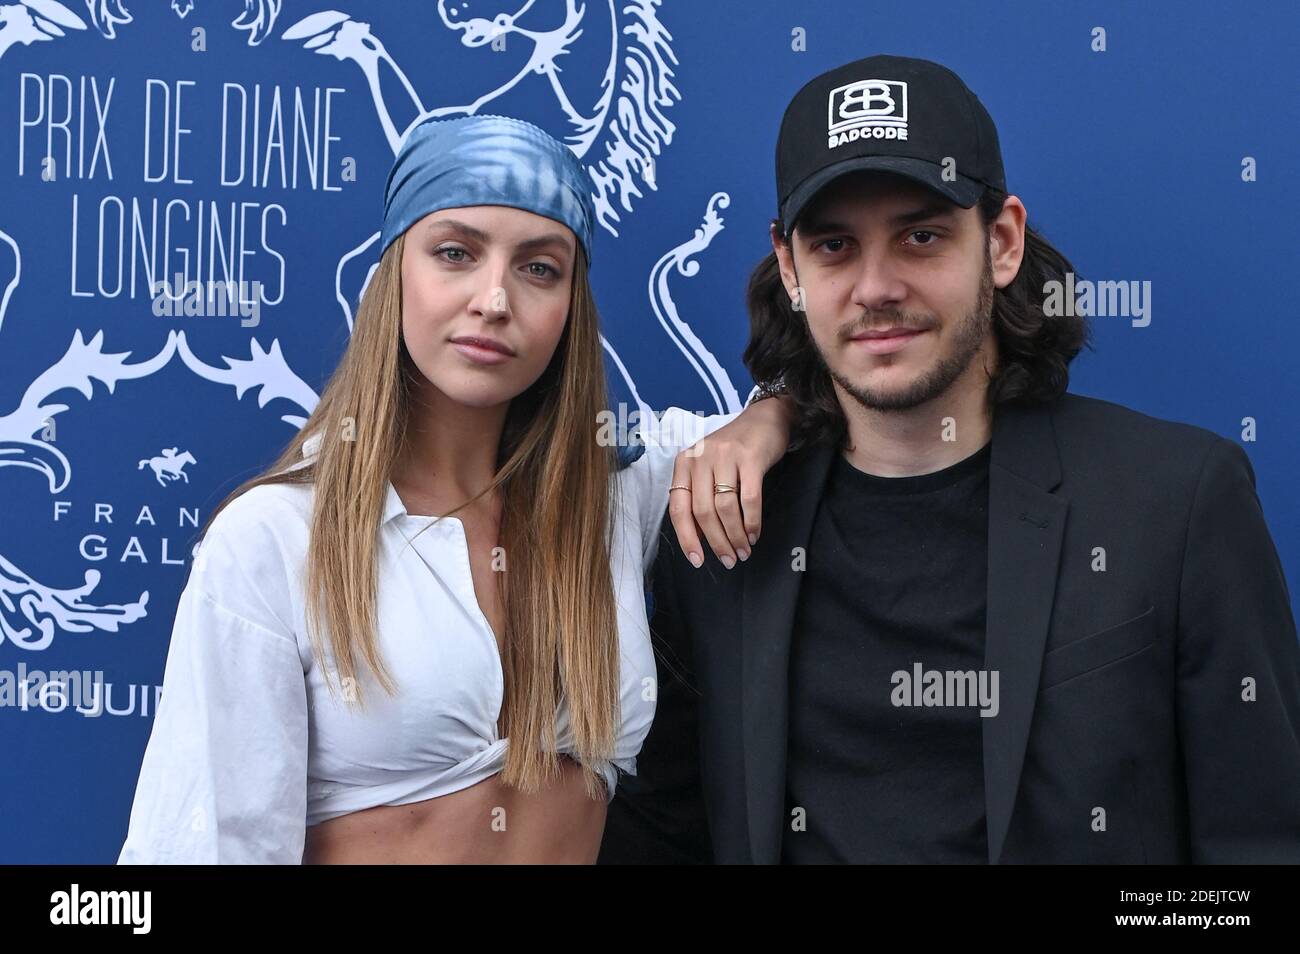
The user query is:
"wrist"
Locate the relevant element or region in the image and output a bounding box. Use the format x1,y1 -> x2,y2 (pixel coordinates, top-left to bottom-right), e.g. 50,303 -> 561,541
746,377 -> 788,407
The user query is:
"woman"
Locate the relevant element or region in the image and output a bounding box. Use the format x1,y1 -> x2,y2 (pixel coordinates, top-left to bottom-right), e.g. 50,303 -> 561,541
116,114 -> 792,864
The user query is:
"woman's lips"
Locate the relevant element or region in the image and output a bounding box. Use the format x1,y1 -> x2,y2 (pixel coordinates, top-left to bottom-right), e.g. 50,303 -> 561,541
450,340 -> 513,365
850,329 -> 928,355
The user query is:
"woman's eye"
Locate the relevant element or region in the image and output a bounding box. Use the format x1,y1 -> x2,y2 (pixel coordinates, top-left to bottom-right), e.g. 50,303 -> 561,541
434,245 -> 469,263
526,262 -> 559,279
817,238 -> 846,254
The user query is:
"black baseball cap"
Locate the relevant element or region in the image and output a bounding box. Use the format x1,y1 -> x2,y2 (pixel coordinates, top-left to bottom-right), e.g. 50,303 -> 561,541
776,54 -> 1007,236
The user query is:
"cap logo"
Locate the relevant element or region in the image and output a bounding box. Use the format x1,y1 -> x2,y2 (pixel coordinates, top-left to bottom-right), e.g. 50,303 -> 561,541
827,78 -> 909,148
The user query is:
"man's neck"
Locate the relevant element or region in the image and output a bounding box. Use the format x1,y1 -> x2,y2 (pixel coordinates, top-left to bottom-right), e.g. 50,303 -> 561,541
838,374 -> 993,478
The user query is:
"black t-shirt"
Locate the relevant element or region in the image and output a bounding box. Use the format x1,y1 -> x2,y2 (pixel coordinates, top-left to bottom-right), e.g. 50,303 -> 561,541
781,440 -> 992,863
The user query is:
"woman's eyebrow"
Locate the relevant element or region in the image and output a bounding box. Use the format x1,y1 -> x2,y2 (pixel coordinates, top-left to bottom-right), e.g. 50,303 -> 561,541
514,234 -> 573,256
425,219 -> 490,243
424,220 -> 571,256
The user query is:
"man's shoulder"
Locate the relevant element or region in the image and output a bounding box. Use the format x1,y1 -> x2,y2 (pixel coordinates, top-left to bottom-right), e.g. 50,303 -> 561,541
1048,391 -> 1234,470
1028,392 -> 1263,522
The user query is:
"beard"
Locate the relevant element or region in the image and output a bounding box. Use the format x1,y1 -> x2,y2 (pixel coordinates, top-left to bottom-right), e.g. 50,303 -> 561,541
819,250 -> 996,412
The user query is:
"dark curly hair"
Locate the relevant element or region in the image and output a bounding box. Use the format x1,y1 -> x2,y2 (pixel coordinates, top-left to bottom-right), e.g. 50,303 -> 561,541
743,187 -> 1092,450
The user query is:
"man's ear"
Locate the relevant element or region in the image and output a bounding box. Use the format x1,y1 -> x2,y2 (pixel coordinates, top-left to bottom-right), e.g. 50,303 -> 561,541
770,222 -> 800,302
988,195 -> 1027,290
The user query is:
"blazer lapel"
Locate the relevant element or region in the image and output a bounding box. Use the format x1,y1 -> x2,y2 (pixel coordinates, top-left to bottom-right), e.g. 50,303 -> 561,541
983,402 -> 1068,863
740,440 -> 835,864
737,403 -> 1066,865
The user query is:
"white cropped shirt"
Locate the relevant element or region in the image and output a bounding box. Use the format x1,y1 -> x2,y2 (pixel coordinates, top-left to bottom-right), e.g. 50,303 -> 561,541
117,405 -> 738,864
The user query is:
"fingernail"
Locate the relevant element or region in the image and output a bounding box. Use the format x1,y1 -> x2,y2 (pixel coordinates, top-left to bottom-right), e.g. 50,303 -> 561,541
688,551 -> 703,568
748,532 -> 758,546
737,549 -> 750,561
721,555 -> 736,569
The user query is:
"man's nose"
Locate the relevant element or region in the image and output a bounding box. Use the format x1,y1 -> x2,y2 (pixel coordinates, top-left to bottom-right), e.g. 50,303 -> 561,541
849,248 -> 909,315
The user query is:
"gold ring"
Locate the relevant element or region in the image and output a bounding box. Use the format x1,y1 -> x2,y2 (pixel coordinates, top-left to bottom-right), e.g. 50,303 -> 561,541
668,485 -> 691,492
714,483 -> 737,494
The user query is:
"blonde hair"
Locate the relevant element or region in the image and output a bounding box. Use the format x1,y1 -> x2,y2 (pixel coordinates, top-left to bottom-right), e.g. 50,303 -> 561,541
199,232 -> 620,797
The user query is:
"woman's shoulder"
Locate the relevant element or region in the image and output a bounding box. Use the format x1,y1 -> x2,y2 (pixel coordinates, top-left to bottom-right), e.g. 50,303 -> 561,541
193,479 -> 314,615
198,480 -> 315,587
207,479 -> 314,545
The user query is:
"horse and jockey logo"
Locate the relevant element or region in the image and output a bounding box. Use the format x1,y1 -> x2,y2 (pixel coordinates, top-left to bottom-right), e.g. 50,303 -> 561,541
137,448 -> 197,487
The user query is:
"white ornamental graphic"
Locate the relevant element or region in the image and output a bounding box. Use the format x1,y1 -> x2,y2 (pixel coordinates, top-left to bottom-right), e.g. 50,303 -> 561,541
0,1 -> 746,648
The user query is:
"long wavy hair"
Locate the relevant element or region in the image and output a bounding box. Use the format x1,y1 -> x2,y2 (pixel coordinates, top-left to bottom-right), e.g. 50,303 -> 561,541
744,187 -> 1092,450
197,231 -> 620,797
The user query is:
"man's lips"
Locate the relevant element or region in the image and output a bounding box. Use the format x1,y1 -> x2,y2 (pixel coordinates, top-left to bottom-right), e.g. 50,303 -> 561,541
848,327 -> 930,355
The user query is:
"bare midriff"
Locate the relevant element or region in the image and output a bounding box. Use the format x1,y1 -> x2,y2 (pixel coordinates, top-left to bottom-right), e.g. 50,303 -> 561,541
301,755 -> 607,864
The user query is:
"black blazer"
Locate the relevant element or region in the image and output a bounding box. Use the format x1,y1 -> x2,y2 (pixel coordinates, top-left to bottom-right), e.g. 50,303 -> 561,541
600,393 -> 1300,864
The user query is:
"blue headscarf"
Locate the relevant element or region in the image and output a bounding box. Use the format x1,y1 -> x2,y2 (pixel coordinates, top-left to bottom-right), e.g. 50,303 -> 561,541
378,114 -> 642,467
380,113 -> 596,263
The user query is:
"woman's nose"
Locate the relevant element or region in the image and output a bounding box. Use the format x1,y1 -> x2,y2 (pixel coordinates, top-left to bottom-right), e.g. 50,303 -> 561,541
469,263 -> 513,321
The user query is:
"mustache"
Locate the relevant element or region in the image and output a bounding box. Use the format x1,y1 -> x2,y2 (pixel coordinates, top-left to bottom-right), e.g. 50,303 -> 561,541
839,311 -> 936,340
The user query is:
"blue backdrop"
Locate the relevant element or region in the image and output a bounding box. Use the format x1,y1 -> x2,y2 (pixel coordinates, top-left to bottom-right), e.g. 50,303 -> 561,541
0,0 -> 1295,863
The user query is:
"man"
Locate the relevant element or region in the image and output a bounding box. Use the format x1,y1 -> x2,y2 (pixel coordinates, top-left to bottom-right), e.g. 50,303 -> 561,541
599,54 -> 1300,863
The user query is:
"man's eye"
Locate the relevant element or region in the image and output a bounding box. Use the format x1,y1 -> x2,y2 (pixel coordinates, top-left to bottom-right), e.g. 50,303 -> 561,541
816,238 -> 847,253
908,230 -> 939,246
